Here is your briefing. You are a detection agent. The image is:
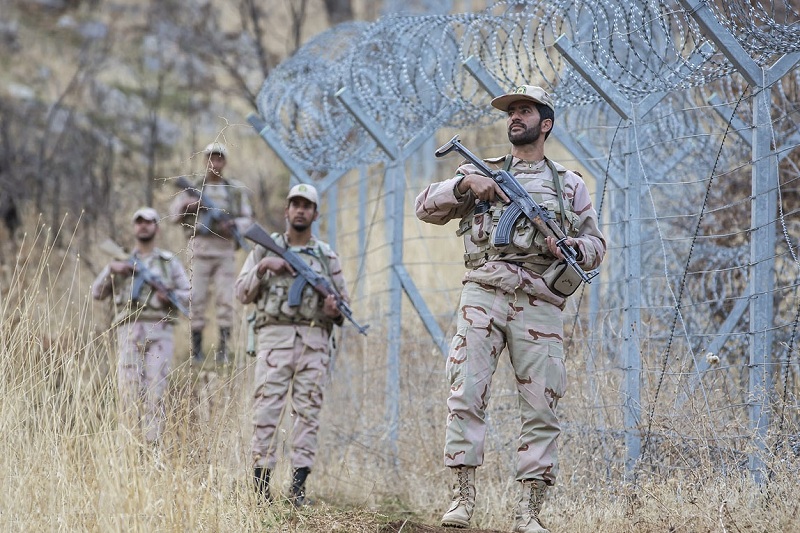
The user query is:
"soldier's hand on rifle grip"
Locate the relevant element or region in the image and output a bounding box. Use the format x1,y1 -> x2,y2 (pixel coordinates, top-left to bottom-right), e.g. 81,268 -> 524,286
256,256 -> 296,279
109,261 -> 134,277
322,294 -> 341,318
546,236 -> 582,262
458,174 -> 510,204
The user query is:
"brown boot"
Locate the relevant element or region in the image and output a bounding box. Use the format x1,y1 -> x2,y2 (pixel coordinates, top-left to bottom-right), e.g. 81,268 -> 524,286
513,479 -> 550,533
440,466 -> 476,528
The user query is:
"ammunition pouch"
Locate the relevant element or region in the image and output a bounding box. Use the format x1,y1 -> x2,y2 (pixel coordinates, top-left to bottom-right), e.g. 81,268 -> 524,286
542,260 -> 584,298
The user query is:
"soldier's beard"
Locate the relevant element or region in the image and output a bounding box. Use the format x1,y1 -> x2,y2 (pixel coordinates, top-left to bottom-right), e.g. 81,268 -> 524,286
137,232 -> 156,243
508,122 -> 542,145
290,221 -> 311,232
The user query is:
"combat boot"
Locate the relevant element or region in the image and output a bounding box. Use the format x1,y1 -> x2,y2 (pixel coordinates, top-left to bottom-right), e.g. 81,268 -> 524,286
253,466 -> 272,502
190,330 -> 204,364
216,327 -> 231,365
289,466 -> 311,507
513,479 -> 550,533
440,466 -> 476,528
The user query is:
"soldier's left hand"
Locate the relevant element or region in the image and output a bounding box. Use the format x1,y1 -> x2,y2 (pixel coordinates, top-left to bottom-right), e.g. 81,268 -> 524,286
322,294 -> 341,318
546,236 -> 578,261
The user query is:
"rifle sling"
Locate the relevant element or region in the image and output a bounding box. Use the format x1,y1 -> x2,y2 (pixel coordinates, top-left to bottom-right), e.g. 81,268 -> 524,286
544,158 -> 567,233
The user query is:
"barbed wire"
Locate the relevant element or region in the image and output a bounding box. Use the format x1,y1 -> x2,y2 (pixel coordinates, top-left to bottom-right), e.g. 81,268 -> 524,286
255,0 -> 799,173
255,1 -> 800,471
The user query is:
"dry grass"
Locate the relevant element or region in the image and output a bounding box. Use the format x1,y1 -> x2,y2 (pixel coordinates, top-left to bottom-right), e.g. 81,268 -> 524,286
5,2 -> 799,529
4,228 -> 800,532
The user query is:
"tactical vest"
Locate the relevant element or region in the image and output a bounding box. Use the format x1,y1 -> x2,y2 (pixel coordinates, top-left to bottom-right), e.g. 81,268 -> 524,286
112,249 -> 177,325
182,178 -> 245,238
252,234 -> 337,330
457,157 -> 581,270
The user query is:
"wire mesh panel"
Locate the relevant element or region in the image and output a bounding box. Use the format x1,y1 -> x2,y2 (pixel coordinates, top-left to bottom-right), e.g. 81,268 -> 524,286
252,0 -> 800,491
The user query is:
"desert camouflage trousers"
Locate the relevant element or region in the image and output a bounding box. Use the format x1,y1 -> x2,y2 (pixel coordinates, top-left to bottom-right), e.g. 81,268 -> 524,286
444,281 -> 567,484
251,327 -> 330,470
116,321 -> 174,444
187,246 -> 236,330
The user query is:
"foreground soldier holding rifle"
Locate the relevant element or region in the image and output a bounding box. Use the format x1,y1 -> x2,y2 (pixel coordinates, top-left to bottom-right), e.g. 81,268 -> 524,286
92,207 -> 190,446
235,183 -> 359,506
416,85 -> 606,533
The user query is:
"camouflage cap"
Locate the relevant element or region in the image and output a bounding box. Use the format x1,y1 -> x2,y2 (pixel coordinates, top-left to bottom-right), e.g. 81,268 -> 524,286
491,85 -> 555,113
287,183 -> 319,205
132,207 -> 159,223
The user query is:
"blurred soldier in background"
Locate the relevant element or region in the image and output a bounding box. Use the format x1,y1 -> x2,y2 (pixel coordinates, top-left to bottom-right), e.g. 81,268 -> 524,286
235,184 -> 349,506
415,86 -> 606,532
92,207 -> 190,446
170,142 -> 253,366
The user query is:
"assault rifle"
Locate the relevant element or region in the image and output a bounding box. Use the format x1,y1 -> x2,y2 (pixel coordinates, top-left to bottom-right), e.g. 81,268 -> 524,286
243,223 -> 369,336
434,135 -> 597,285
98,239 -> 190,318
174,176 -> 250,251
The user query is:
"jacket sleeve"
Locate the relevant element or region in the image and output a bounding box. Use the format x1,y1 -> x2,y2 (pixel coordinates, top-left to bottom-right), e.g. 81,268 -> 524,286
235,245 -> 267,304
327,251 -> 350,303
168,191 -> 193,224
234,185 -> 254,236
567,172 -> 607,270
325,250 -> 348,326
167,257 -> 191,310
91,265 -> 114,301
414,169 -> 476,225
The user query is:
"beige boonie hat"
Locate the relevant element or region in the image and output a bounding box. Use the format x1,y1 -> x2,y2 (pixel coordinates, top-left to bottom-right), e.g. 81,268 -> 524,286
287,183 -> 319,205
132,207 -> 159,223
203,142 -> 228,158
491,85 -> 555,112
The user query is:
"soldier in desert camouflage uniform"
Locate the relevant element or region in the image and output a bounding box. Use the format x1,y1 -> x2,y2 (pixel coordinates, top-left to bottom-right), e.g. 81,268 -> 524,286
92,207 -> 190,445
235,183 -> 349,506
170,142 -> 253,365
415,86 -> 606,533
